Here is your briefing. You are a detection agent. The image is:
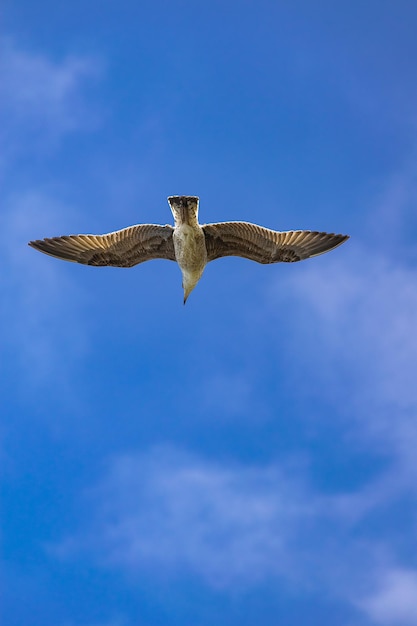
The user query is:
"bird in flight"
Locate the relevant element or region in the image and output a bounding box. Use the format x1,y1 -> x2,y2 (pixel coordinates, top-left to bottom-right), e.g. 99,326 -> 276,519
29,196 -> 349,303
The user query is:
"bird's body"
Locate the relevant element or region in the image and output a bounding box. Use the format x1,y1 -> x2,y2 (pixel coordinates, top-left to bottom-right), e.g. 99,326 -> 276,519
29,196 -> 349,302
170,197 -> 207,301
173,223 -> 207,301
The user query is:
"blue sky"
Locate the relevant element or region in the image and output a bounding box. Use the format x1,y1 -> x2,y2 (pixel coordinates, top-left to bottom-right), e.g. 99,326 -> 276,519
2,1 -> 417,624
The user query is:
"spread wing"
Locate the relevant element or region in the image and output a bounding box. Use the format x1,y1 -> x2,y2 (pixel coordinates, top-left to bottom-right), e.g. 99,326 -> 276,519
203,222 -> 349,263
28,224 -> 176,267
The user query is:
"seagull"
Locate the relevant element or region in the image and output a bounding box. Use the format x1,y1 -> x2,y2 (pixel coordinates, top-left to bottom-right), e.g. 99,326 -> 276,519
28,196 -> 349,303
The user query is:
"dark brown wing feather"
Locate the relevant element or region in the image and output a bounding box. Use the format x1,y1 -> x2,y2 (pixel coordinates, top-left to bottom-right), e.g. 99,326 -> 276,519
203,222 -> 349,264
28,224 -> 175,267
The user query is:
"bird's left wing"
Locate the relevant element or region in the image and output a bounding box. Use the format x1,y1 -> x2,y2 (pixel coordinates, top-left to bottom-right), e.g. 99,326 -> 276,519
28,224 -> 176,267
203,222 -> 349,263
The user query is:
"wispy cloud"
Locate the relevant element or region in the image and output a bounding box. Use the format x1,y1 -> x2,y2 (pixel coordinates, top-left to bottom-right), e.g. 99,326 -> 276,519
57,447 -> 309,589
58,447 -> 332,588
263,155 -> 417,476
0,190 -> 90,390
266,243 -> 417,473
0,39 -> 101,391
52,445 -> 395,604
0,38 -> 102,163
358,568 -> 417,626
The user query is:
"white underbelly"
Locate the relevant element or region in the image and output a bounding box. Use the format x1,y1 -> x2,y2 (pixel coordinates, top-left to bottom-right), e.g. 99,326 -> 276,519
173,225 -> 207,274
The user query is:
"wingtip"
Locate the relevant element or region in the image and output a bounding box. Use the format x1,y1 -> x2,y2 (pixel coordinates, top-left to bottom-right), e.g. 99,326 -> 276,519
28,238 -> 49,252
331,233 -> 350,252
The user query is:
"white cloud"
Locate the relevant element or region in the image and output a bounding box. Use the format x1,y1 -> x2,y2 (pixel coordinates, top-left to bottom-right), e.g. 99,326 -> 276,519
265,240 -> 417,474
50,440 -> 417,626
54,445 -> 391,601
56,447 -> 327,589
359,568 -> 417,625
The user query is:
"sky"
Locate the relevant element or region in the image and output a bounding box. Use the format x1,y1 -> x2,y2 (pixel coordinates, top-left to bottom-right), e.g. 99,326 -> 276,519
2,1 -> 417,624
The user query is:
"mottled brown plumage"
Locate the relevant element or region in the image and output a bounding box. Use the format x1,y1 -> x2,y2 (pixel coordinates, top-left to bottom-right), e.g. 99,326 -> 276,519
29,224 -> 176,267
28,196 -> 349,302
203,222 -> 348,263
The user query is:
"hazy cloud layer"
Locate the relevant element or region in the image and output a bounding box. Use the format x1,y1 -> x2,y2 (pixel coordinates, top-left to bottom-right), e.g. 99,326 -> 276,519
269,243 -> 417,470
359,568 -> 417,626
51,443 -> 416,626
0,40 -> 98,389
0,191 -> 89,391
0,38 -> 102,162
58,448 -> 307,588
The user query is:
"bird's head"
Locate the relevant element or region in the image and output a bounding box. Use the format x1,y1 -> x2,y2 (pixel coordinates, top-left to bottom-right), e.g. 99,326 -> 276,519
168,196 -> 199,226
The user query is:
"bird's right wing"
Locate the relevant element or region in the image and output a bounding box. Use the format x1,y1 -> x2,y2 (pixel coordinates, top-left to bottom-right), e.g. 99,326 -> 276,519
203,222 -> 349,264
28,224 -> 176,267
